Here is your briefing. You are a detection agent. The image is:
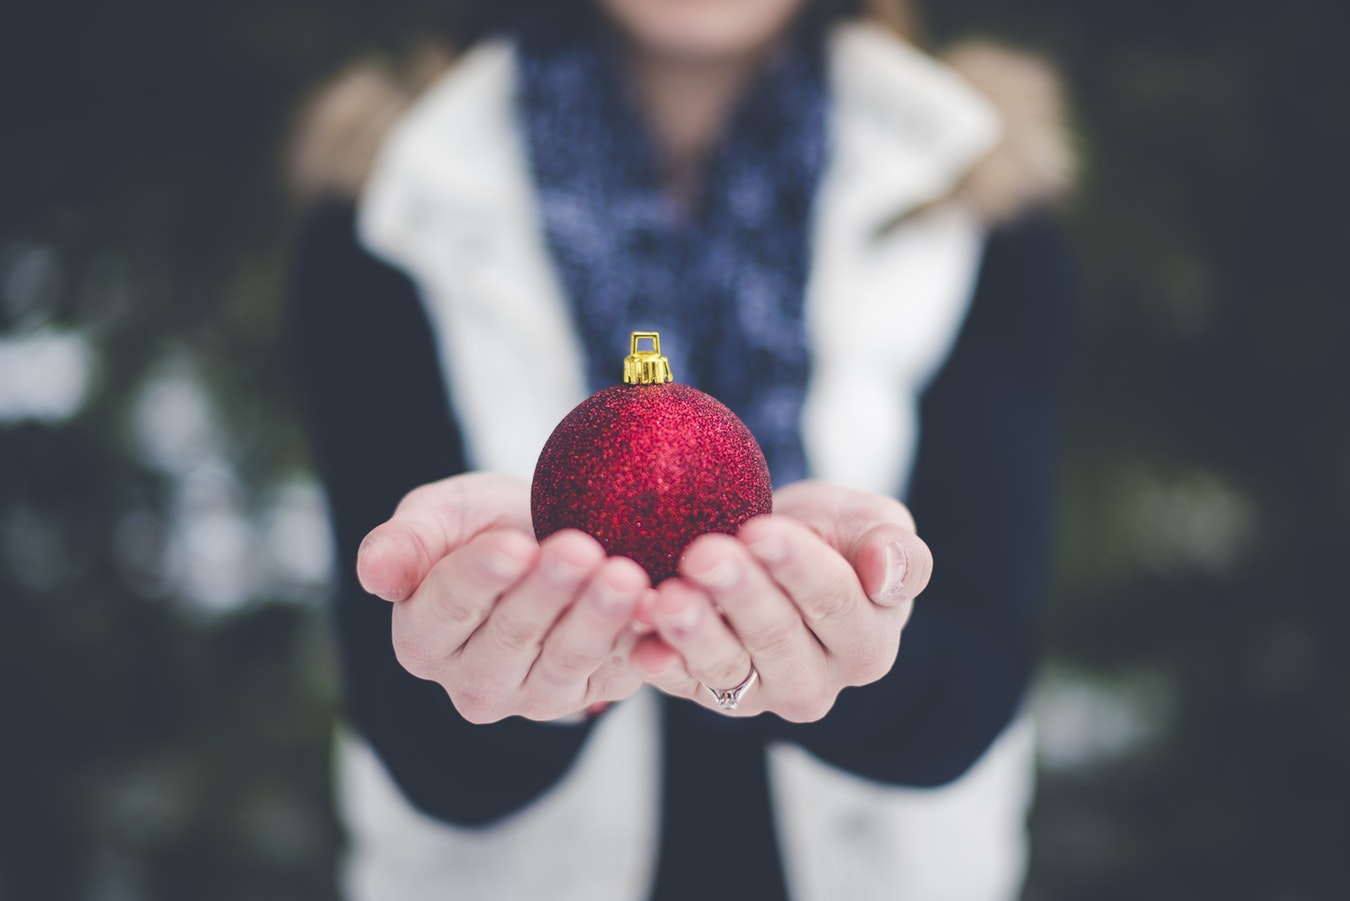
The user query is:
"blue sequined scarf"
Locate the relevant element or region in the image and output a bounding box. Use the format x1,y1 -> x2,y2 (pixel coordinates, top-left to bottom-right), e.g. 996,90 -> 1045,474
518,30 -> 828,486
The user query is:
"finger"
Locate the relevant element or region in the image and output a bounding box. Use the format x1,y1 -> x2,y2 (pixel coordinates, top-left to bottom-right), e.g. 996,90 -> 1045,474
630,633 -> 730,712
738,516 -> 910,686
390,529 -> 536,679
679,534 -> 824,673
773,480 -> 916,538
586,641 -> 647,703
770,482 -> 931,607
358,473 -> 532,601
849,523 -> 933,607
358,519 -> 440,602
527,555 -> 648,693
463,529 -> 607,684
737,515 -> 873,641
630,632 -> 684,684
650,579 -> 756,698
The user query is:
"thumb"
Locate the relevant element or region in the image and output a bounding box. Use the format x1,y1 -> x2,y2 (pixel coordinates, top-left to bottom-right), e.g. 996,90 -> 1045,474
848,523 -> 933,607
774,481 -> 932,608
356,519 -> 440,602
356,472 -> 533,601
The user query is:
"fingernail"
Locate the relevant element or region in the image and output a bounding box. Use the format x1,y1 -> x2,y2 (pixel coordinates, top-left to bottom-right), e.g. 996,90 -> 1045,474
356,534 -> 398,600
635,591 -> 659,627
593,583 -> 636,615
691,556 -> 742,591
485,547 -> 529,580
880,541 -> 908,602
542,551 -> 589,586
659,596 -> 701,635
746,531 -> 788,564
372,583 -> 404,602
364,574 -> 405,603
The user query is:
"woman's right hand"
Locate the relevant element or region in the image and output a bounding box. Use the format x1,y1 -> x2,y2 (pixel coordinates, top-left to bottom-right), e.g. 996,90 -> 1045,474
356,472 -> 650,723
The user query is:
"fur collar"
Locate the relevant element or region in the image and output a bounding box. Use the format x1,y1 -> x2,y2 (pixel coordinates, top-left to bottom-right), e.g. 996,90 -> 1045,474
288,27 -> 1074,224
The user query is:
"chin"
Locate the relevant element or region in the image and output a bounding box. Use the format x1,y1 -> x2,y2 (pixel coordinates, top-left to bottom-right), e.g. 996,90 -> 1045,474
599,0 -> 808,63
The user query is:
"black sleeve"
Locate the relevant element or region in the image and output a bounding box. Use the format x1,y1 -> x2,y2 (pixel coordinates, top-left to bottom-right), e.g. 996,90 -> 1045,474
764,211 -> 1077,786
287,202 -> 599,826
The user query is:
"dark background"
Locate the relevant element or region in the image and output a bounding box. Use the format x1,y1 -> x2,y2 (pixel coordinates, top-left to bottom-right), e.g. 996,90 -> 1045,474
2,1 -> 1347,898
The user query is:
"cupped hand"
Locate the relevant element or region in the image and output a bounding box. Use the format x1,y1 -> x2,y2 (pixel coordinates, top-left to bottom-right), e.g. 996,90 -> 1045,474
630,481 -> 933,722
357,472 -> 649,724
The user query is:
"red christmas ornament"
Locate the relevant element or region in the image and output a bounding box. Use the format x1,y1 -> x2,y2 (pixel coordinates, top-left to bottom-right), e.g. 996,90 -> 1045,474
531,332 -> 772,584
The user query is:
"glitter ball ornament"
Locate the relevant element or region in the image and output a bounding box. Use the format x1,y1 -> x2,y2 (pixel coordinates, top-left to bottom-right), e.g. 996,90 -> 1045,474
531,332 -> 773,584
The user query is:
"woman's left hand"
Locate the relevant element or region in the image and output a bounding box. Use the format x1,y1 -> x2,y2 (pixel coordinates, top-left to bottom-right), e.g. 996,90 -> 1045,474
630,481 -> 933,721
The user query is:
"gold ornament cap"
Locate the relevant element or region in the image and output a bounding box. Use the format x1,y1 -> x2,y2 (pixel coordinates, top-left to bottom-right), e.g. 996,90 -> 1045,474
622,331 -> 673,385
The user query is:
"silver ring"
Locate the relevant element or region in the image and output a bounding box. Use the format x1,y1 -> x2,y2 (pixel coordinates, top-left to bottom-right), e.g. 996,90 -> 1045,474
703,665 -> 758,711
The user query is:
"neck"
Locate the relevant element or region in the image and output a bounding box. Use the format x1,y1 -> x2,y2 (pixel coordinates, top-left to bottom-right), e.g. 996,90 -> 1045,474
623,49 -> 770,206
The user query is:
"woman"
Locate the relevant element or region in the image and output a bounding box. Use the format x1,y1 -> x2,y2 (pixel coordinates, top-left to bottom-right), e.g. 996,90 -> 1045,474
288,0 -> 1076,898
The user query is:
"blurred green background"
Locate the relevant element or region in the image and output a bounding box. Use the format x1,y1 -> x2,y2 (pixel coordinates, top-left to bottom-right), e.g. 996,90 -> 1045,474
2,1 -> 1346,898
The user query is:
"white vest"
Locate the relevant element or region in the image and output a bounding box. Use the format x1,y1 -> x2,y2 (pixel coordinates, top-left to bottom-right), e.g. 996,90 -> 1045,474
349,23 -> 1035,901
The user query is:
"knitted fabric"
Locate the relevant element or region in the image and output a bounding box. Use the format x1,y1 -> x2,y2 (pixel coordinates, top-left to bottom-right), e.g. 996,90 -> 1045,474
518,30 -> 828,486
